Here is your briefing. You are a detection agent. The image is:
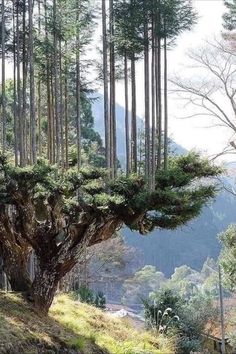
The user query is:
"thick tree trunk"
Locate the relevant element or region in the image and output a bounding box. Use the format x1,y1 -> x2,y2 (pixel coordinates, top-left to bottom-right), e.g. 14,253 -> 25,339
0,257 -> 6,290
31,267 -> 60,315
2,250 -> 31,293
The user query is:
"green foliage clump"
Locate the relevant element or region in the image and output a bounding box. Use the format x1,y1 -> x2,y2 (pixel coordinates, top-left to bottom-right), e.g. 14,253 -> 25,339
0,152 -> 221,237
80,166 -> 108,180
93,193 -> 125,208
219,224 -> 236,290
156,153 -> 222,189
83,179 -> 105,194
75,285 -> 106,309
143,289 -> 218,354
109,174 -> 145,198
223,0 -> 236,31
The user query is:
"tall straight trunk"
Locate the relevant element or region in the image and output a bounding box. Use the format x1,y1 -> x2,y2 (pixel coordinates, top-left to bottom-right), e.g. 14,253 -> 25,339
144,21 -> 150,182
47,75 -> 52,162
64,42 -> 69,169
50,71 -> 56,163
44,0 -> 53,163
163,36 -> 168,170
151,20 -> 156,189
102,0 -> 110,171
38,0 -> 42,156
138,127 -> 142,175
131,54 -> 137,173
29,0 -> 37,164
53,0 -> 60,164
156,36 -> 162,169
22,0 -> 27,164
59,39 -> 64,167
16,6 -> 23,166
37,82 -> 42,155
124,52 -> 130,175
13,3 -> 18,165
76,0 -> 81,169
109,0 -> 116,178
1,0 -> 6,153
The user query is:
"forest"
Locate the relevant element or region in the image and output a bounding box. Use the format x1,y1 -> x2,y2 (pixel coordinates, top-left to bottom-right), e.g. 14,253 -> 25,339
0,0 -> 235,353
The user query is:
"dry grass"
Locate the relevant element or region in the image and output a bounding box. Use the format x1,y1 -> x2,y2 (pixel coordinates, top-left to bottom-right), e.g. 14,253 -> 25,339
0,292 -> 175,354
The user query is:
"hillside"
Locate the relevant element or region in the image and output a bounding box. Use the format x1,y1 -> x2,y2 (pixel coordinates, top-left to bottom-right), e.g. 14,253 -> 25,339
92,95 -> 236,276
0,292 -> 174,354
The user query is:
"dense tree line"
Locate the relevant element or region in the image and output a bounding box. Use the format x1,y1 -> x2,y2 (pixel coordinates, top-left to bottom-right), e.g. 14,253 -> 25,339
0,0 -> 197,175
1,0 -> 97,167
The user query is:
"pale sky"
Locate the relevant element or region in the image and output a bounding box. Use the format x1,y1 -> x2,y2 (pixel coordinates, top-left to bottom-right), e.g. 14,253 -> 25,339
114,0 -> 234,162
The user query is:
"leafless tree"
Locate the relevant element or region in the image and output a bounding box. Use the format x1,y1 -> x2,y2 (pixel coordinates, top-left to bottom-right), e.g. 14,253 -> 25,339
171,40 -> 236,151
171,39 -> 236,195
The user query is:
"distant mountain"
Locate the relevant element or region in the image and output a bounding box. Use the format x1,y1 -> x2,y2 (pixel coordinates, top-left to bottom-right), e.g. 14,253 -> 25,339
92,93 -> 130,167
123,190 -> 236,277
92,94 -> 236,277
92,93 -> 187,166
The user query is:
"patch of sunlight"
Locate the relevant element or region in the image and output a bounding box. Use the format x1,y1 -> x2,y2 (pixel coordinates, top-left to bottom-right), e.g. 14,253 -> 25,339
0,293 -> 175,354
50,294 -> 173,354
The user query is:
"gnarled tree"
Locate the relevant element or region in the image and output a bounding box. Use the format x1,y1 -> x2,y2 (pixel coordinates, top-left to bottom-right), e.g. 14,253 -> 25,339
0,153 -> 221,314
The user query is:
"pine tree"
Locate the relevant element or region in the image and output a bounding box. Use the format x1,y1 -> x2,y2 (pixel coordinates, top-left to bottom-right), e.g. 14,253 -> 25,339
0,154 -> 221,313
223,0 -> 236,31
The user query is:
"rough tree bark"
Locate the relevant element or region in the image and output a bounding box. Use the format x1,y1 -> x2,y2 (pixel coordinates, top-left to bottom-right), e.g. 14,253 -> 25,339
30,214 -> 121,314
0,209 -> 31,293
2,248 -> 31,293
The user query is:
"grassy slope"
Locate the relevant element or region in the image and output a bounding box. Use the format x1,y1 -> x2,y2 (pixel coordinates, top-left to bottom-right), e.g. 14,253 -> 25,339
0,292 -> 174,354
